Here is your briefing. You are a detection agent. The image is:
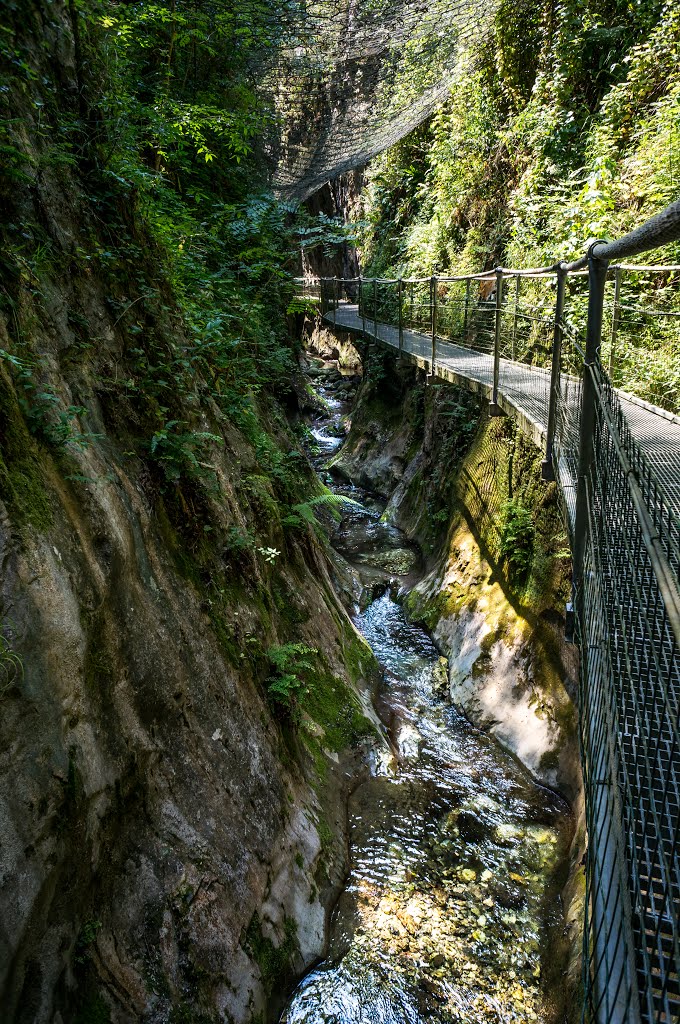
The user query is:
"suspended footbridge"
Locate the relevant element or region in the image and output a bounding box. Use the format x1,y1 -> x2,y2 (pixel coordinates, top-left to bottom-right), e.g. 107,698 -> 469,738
304,201 -> 680,1024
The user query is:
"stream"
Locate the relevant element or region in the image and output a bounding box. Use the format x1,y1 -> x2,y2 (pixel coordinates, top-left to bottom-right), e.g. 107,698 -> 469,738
281,357 -> 571,1024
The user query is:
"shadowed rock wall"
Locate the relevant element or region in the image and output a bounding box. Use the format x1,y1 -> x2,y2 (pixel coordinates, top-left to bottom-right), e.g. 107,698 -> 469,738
0,5 -> 379,1020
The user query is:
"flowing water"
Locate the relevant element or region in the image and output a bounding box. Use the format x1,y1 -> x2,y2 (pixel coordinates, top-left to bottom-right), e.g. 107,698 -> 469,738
282,359 -> 571,1024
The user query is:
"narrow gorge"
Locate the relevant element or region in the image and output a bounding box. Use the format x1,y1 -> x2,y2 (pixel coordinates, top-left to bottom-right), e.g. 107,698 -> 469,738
1,1 -> 678,1022
274,324 -> 584,1022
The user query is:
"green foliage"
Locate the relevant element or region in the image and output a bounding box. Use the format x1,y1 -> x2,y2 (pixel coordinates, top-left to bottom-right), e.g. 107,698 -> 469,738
149,421 -> 222,485
244,913 -> 299,995
2,349 -> 100,452
282,492 -> 361,531
23,391 -> 100,451
357,0 -> 680,407
0,368 -> 53,530
499,499 -> 535,578
74,919 -> 103,965
223,525 -> 257,557
286,294 -> 319,316
265,642 -> 318,712
296,211 -> 366,258
1,0 -> 357,517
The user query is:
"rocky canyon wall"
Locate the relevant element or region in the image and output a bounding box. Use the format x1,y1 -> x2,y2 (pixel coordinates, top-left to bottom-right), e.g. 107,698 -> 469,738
0,6 -> 379,1021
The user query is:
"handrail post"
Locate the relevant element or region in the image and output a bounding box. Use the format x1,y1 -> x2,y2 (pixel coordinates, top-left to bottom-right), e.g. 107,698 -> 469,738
373,279 -> 378,340
609,266 -> 622,378
490,267 -> 504,414
398,278 -> 404,352
511,274 -> 520,361
573,246 -> 608,593
430,275 -> 438,377
541,263 -> 567,482
359,276 -> 366,338
333,276 -> 338,326
463,278 -> 471,340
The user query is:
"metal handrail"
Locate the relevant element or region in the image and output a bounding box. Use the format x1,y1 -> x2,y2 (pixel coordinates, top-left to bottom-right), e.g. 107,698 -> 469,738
317,262 -> 680,283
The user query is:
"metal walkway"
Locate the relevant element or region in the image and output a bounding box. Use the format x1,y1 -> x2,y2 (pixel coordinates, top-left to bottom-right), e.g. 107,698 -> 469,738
329,302 -> 680,519
308,203 -> 680,1024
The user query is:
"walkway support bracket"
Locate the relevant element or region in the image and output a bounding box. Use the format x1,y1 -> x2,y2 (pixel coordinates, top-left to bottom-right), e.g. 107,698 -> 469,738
542,263 -> 567,481
490,267 -> 505,416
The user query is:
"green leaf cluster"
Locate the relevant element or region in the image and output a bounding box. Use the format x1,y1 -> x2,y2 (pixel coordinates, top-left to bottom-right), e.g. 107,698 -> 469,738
356,0 -> 680,408
499,498 -> 535,578
265,642 -> 318,712
282,492 -> 360,531
149,421 -> 222,485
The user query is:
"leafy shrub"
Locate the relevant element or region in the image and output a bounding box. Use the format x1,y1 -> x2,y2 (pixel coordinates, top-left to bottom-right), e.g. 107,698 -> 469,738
265,642 -> 318,713
149,421 -> 222,484
223,525 -> 256,555
282,492 -> 360,530
499,499 -> 535,578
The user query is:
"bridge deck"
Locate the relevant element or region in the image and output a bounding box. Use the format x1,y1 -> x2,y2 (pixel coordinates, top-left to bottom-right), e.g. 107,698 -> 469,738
328,303 -> 680,517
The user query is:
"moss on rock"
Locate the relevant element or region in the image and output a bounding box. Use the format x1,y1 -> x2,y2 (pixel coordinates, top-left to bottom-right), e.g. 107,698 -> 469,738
0,369 -> 52,530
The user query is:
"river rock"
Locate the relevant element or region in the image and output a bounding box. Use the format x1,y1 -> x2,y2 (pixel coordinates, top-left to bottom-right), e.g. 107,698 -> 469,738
354,547 -> 418,575
432,656 -> 449,695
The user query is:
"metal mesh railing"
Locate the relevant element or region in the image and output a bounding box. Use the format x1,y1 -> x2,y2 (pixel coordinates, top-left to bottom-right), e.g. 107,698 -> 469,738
317,198 -> 680,1024
576,361 -> 680,1024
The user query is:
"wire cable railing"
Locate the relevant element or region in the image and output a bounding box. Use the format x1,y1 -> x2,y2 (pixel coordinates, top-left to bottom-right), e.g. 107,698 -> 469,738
311,198 -> 680,1024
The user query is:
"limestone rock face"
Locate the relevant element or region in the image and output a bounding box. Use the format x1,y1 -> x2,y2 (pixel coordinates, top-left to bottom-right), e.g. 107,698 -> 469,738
0,6 -> 377,1018
409,523 -> 579,800
304,323 -> 364,375
0,426 -> 371,1023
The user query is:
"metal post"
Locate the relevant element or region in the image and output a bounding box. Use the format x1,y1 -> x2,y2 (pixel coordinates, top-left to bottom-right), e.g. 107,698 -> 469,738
490,267 -> 504,414
410,281 -> 414,328
511,274 -> 520,361
430,275 -> 438,376
373,279 -> 378,340
463,278 -> 471,340
609,267 -> 622,378
359,277 -> 366,338
572,246 -> 609,592
541,263 -> 567,482
333,276 -> 338,327
398,278 -> 404,352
